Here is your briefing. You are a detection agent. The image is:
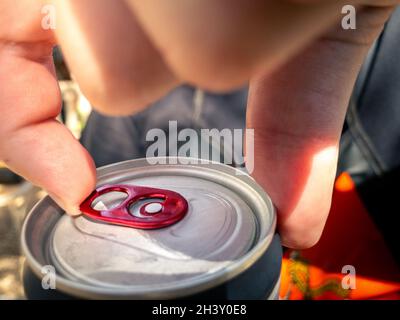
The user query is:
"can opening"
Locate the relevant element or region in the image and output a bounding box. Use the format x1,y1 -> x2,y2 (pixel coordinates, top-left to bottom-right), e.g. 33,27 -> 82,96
128,197 -> 165,218
90,191 -> 128,211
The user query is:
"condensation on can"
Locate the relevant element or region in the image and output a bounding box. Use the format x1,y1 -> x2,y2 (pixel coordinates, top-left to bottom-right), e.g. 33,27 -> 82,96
21,158 -> 278,299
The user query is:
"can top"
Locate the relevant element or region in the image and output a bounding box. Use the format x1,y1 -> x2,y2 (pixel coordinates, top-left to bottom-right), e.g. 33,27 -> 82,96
22,158 -> 276,299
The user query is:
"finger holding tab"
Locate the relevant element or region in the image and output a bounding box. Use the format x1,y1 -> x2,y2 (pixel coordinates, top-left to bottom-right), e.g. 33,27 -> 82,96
0,0 -> 96,216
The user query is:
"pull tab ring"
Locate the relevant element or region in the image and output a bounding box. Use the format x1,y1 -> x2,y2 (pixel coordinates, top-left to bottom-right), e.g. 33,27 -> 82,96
79,184 -> 188,229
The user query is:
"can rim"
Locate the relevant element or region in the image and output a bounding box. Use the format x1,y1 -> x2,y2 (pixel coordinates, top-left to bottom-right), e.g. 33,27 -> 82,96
21,157 -> 277,299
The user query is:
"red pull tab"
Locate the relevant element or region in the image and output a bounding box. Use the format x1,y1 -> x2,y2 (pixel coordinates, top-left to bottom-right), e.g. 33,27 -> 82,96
79,184 -> 188,229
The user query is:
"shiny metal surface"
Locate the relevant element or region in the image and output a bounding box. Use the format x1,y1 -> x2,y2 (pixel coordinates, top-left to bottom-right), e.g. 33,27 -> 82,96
22,158 -> 276,299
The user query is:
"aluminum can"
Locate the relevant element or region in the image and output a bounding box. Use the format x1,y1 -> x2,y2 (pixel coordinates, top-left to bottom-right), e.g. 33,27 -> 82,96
21,158 -> 281,299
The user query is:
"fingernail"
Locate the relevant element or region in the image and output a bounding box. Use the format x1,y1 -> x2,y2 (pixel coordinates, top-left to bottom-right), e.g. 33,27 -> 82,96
64,204 -> 82,217
48,192 -> 82,217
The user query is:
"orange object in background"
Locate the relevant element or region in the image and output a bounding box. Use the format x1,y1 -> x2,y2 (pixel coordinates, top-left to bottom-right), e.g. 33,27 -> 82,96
279,173 -> 400,300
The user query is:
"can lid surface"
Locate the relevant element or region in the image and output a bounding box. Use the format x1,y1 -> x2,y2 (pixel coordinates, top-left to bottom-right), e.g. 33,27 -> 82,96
22,158 -> 276,298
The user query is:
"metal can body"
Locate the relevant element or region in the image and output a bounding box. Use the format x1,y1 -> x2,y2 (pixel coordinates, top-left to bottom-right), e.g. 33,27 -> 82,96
21,158 -> 281,299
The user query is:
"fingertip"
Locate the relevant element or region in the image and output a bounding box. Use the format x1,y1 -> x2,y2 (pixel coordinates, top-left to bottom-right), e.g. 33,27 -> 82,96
48,192 -> 82,216
277,206 -> 328,249
64,203 -> 83,217
279,229 -> 323,250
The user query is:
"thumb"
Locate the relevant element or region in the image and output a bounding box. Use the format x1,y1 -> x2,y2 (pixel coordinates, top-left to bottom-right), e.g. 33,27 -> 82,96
247,37 -> 370,249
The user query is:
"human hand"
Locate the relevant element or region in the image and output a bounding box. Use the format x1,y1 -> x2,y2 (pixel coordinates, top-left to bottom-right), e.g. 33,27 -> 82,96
1,0 -> 397,248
